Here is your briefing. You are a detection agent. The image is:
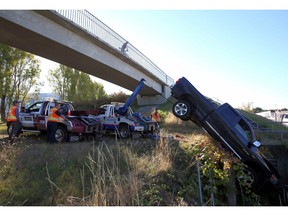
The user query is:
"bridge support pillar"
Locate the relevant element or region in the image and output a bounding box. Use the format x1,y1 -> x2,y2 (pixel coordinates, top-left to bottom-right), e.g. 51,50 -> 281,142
137,85 -> 171,106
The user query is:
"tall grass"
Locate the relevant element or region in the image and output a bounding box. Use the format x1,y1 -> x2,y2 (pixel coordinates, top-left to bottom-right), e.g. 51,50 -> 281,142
56,129 -> 175,206
61,112 -> 262,206
82,129 -> 171,206
0,110 -> 276,206
85,141 -> 141,206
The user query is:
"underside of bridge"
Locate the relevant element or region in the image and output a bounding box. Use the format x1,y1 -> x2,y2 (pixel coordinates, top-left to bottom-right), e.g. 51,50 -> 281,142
0,10 -> 172,105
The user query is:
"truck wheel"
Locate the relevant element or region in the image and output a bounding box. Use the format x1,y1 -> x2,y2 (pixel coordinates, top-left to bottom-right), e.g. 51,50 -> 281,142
55,125 -> 68,143
236,166 -> 264,193
119,124 -> 130,139
172,100 -> 191,120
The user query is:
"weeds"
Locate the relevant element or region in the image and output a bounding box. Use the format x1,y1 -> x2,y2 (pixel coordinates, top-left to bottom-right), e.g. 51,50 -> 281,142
0,111 -> 277,206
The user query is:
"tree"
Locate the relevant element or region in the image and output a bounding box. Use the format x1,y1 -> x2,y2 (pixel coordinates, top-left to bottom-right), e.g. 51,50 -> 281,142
47,65 -> 72,100
109,91 -> 129,104
0,45 -> 13,122
0,44 -> 41,122
11,52 -> 41,103
47,65 -> 106,102
239,102 -> 254,112
253,107 -> 264,113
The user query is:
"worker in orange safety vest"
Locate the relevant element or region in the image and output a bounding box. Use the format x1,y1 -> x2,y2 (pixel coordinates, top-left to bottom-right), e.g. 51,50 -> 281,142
47,103 -> 64,143
7,100 -> 22,143
151,108 -> 161,124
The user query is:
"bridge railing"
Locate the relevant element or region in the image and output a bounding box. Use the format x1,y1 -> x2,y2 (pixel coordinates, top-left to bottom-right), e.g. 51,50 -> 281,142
54,10 -> 174,86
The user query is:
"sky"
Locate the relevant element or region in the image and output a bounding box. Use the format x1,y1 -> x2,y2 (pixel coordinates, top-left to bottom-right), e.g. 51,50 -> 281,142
3,1 -> 288,110
2,2 -> 288,213
83,9 -> 288,110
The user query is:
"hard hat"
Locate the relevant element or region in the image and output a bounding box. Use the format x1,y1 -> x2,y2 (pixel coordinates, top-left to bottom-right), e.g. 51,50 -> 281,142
13,100 -> 20,105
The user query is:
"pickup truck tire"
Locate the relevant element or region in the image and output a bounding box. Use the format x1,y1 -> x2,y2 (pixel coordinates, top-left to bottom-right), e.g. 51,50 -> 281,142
55,125 -> 68,143
172,100 -> 191,121
236,166 -> 264,192
119,124 -> 130,139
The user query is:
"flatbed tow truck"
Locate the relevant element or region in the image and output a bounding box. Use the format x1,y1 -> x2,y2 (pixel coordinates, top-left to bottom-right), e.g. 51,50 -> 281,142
8,78 -> 158,142
73,78 -> 159,139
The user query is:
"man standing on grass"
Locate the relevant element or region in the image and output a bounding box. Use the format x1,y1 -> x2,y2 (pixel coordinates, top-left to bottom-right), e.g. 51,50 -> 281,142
151,108 -> 161,126
7,100 -> 22,144
47,102 -> 61,144
47,102 -> 67,143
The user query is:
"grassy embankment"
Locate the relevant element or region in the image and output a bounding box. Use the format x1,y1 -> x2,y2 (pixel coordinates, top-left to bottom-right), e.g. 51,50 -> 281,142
0,101 -> 280,206
239,109 -> 288,147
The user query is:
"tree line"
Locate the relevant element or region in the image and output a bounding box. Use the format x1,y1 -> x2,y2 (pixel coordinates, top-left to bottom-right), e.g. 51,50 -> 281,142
0,44 -> 128,122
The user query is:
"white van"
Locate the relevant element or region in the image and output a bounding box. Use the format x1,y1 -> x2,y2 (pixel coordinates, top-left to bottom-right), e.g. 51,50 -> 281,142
280,113 -> 288,126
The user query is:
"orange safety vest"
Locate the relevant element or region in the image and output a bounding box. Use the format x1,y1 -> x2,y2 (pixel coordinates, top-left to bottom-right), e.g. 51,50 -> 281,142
7,106 -> 18,122
152,111 -> 161,122
48,108 -> 61,122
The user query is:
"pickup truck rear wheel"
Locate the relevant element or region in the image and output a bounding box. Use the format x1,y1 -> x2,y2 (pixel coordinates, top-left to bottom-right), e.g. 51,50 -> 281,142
172,100 -> 191,120
55,125 -> 68,143
236,166 -> 264,193
119,124 -> 130,139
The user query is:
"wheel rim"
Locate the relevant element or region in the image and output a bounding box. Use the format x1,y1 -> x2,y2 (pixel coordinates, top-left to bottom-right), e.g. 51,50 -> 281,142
120,128 -> 128,138
237,169 -> 255,186
174,103 -> 188,116
55,129 -> 65,142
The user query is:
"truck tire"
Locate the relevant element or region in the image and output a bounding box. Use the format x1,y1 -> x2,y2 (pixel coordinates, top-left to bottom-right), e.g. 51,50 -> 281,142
172,100 -> 191,120
55,125 -> 68,143
236,166 -> 265,193
119,124 -> 130,139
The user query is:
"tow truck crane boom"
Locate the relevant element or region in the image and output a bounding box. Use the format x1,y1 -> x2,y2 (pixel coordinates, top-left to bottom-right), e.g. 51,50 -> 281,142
116,78 -> 146,116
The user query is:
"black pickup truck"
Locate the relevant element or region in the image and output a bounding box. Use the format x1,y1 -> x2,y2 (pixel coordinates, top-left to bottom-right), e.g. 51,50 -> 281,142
170,76 -> 281,193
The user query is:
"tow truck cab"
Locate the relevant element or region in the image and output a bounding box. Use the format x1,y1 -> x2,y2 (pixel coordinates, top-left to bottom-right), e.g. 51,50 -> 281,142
20,100 -> 74,131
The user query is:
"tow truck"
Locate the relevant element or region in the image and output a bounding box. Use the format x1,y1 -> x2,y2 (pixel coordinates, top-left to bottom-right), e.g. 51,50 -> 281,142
70,78 -> 159,139
93,78 -> 159,139
7,99 -> 102,143
9,78 -> 158,141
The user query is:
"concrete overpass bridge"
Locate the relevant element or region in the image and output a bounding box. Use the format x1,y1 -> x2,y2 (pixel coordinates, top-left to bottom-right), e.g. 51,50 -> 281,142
0,10 -> 174,105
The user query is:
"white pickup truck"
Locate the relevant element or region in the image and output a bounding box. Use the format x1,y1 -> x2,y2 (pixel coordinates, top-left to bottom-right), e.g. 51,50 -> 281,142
280,113 -> 288,126
84,78 -> 159,139
94,102 -> 158,139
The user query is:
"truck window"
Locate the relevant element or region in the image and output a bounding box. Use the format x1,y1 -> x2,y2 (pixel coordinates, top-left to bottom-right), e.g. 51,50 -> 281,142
110,106 -> 114,116
235,119 -> 253,142
45,103 -> 51,116
127,107 -> 133,115
219,104 -> 240,126
27,102 -> 43,113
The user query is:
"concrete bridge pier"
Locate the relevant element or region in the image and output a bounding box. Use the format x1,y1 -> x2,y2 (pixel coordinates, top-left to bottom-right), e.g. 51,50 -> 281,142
137,85 -> 171,106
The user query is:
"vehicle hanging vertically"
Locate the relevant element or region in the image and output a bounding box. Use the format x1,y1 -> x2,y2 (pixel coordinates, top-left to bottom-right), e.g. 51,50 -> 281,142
170,76 -> 282,194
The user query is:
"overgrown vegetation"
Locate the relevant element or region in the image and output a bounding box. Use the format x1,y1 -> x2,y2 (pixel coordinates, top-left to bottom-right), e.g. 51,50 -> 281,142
1,105 -> 281,206
0,44 -> 41,122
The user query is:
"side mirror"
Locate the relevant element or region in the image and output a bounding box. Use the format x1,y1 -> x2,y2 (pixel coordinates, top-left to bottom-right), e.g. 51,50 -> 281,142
253,140 -> 261,147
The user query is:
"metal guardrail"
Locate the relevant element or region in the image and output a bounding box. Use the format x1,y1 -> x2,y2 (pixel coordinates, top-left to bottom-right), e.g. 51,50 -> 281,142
252,121 -> 288,132
54,10 -> 174,86
251,122 -> 288,146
